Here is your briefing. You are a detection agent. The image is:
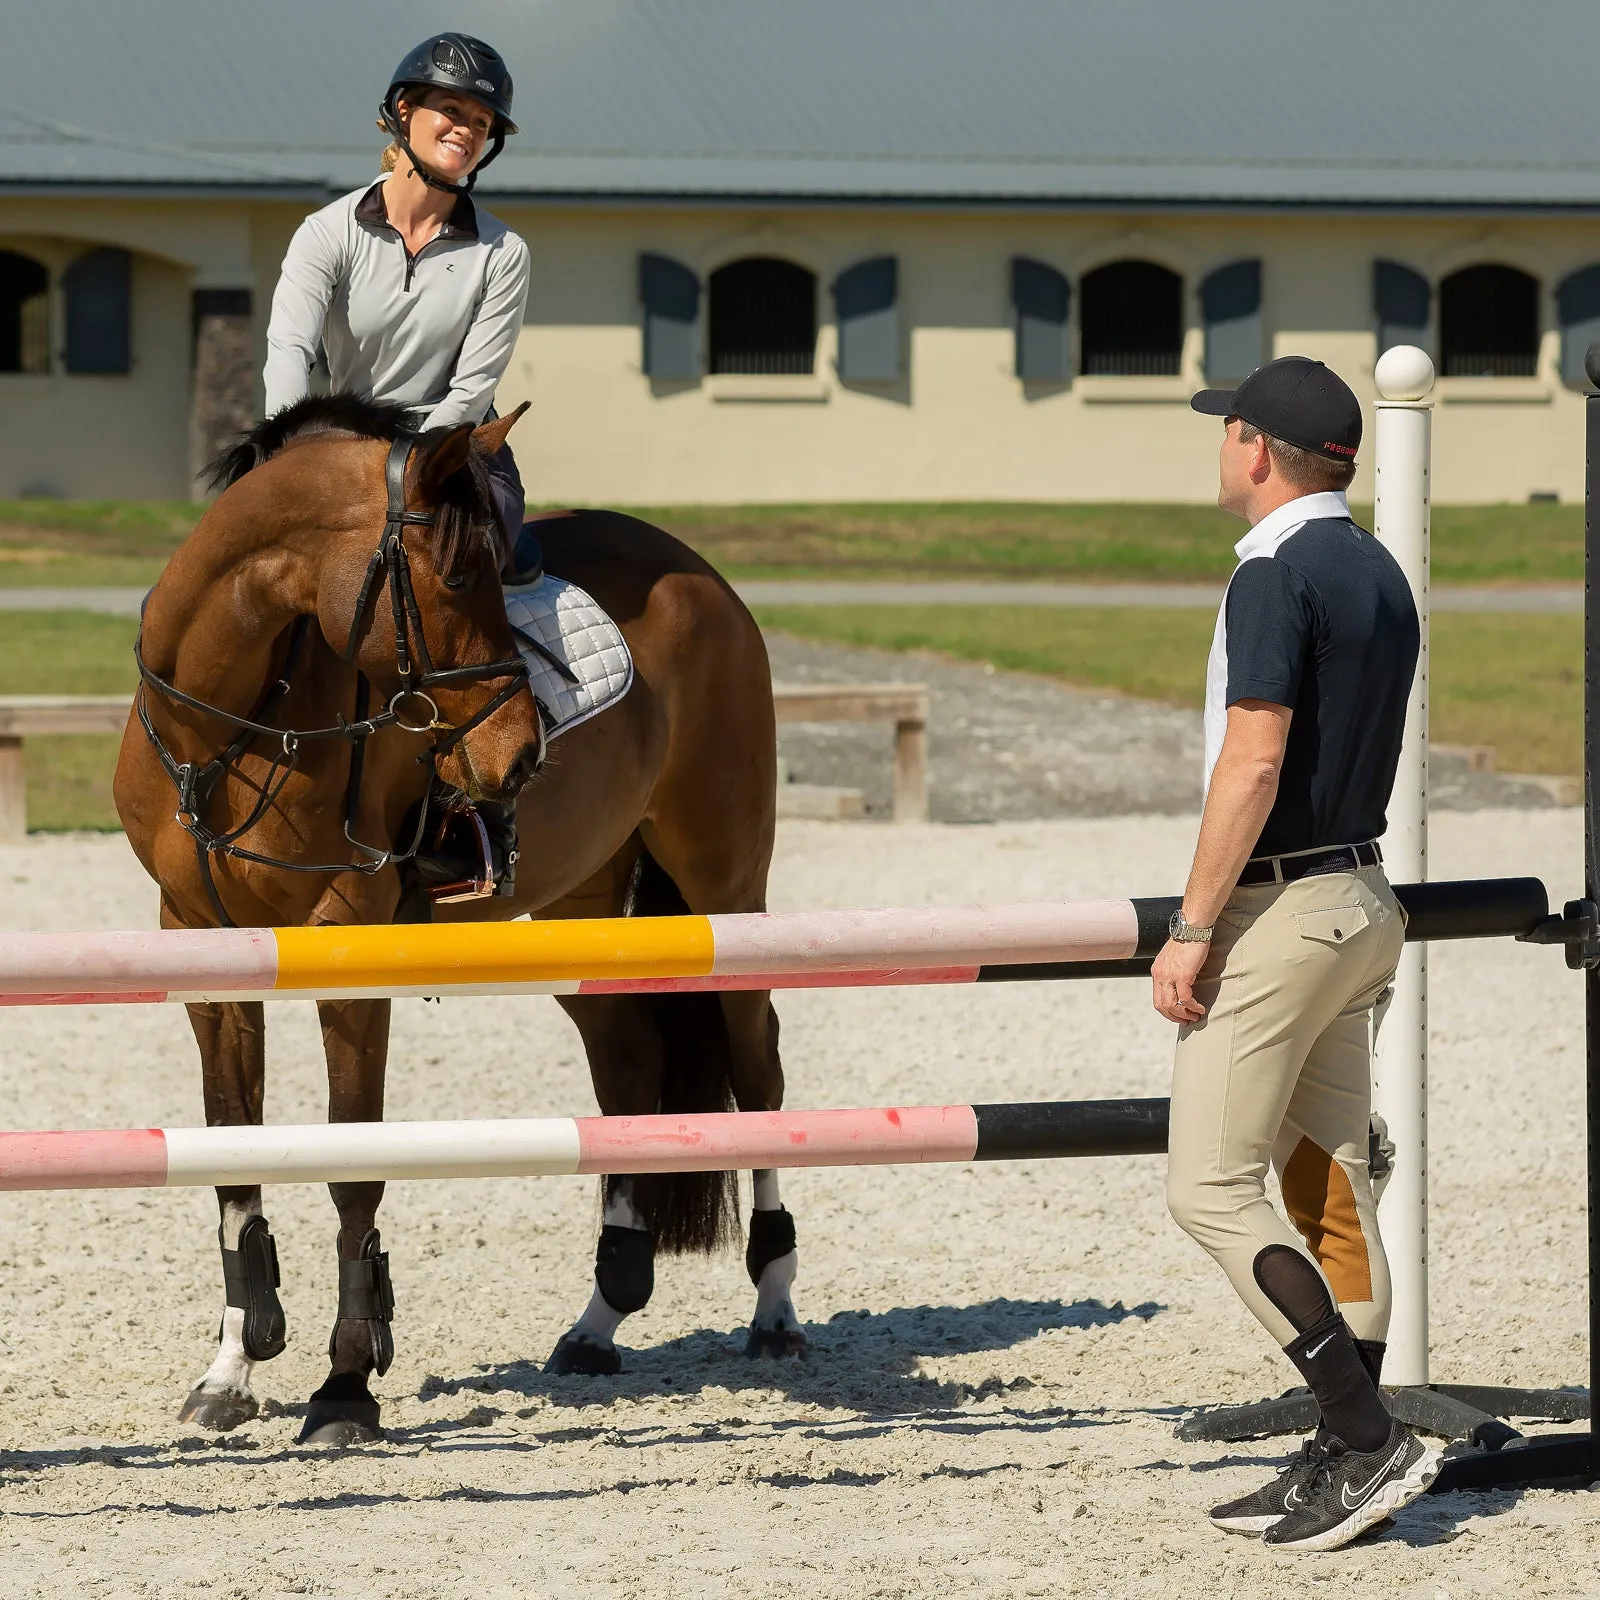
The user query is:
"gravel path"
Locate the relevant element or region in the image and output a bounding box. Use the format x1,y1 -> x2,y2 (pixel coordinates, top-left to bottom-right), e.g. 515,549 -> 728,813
0,815 -> 1591,1596
765,632 -> 1570,820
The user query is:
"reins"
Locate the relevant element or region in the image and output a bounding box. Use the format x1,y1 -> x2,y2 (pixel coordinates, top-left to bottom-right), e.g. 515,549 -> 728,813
136,432 -> 533,927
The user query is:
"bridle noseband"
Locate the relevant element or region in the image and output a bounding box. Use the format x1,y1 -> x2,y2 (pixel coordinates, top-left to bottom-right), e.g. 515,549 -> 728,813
136,432 -> 533,926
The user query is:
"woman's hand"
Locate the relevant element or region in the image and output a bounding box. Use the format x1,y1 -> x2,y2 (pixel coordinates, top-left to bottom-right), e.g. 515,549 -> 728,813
1151,937 -> 1210,1026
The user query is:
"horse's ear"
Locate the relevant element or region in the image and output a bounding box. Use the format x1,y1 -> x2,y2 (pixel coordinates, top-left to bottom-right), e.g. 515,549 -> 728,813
411,423 -> 475,502
472,402 -> 530,457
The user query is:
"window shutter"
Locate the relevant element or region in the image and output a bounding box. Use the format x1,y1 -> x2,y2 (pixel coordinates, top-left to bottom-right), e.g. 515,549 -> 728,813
63,247 -> 132,374
1374,260 -> 1431,357
1557,265 -> 1600,387
832,256 -> 899,382
1011,257 -> 1069,382
638,252 -> 701,380
1200,260 -> 1262,383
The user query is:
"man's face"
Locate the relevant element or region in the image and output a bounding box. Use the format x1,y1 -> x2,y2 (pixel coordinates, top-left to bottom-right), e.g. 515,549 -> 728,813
1216,417 -> 1255,517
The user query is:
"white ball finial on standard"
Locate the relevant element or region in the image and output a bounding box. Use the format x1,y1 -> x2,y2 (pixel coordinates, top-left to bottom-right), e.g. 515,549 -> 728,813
1375,344 -> 1435,402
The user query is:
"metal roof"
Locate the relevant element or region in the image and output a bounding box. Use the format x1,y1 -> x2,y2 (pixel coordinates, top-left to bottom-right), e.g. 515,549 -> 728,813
7,0 -> 1600,209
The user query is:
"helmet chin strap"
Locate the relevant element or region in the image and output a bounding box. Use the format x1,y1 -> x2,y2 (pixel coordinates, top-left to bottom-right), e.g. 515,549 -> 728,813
387,108 -> 506,196
393,127 -> 476,193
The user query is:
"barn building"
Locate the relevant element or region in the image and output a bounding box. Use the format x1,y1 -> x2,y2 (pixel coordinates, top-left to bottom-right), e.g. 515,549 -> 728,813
3,0 -> 1600,504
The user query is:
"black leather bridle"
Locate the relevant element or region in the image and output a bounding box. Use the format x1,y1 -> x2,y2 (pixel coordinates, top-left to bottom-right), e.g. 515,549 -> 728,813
136,433 -> 533,926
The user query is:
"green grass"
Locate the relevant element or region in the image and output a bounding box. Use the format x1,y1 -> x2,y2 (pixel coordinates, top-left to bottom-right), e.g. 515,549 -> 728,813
0,612 -> 138,831
754,606 -> 1582,777
0,498 -> 1585,587
0,498 -> 202,588
0,602 -> 1578,831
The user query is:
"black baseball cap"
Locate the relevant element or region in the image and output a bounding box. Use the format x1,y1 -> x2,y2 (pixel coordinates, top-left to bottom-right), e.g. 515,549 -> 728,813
1191,356 -> 1361,463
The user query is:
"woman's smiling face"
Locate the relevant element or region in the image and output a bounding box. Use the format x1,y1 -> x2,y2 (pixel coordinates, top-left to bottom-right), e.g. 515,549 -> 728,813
399,88 -> 495,181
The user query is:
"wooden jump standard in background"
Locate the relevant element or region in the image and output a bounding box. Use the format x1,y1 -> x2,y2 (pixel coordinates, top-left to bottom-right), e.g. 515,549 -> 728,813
0,682 -> 932,839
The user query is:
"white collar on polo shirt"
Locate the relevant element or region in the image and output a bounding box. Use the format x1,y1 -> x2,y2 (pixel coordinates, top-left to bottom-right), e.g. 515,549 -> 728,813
1233,490 -> 1351,564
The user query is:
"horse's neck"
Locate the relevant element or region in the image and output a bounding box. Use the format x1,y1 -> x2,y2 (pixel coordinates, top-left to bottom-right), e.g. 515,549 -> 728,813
144,512 -> 323,723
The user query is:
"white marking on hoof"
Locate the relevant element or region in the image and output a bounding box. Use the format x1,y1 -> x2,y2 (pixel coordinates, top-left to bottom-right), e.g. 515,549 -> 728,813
186,1198 -> 261,1417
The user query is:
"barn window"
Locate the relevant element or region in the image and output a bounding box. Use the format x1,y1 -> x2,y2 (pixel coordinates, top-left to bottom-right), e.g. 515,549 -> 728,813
1079,260 -> 1183,376
708,257 -> 816,376
1439,264 -> 1539,378
0,249 -> 50,374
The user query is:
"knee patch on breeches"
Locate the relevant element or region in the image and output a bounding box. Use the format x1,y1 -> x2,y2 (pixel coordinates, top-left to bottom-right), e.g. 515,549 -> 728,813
1280,1136 -> 1374,1303
1252,1243 -> 1337,1337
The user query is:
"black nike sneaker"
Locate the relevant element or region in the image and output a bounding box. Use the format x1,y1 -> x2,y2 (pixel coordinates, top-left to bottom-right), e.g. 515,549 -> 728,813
1262,1419 -> 1440,1552
1208,1435 -> 1328,1535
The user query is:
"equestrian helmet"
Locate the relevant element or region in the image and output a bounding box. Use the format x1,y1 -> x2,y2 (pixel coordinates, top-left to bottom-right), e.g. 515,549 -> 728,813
382,33 -> 518,138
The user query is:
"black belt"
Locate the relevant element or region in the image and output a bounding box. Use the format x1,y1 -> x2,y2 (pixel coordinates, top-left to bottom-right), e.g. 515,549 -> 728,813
1237,841 -> 1383,887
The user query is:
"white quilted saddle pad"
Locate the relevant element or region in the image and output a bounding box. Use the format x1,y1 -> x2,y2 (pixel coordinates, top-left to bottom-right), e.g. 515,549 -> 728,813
502,574 -> 634,740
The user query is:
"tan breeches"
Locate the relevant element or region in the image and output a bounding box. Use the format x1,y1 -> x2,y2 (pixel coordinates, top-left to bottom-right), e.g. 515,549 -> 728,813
1166,866 -> 1405,1347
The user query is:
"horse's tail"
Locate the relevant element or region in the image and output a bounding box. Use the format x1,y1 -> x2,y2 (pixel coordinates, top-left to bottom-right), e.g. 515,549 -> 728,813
628,846 -> 739,1256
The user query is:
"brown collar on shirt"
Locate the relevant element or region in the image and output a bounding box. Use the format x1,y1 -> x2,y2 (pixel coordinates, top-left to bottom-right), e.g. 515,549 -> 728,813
354,180 -> 479,242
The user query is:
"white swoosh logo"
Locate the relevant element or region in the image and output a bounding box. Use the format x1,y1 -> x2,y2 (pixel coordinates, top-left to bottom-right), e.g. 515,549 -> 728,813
1303,1332 -> 1337,1360
1284,1484 -> 1302,1509
1340,1442 -> 1406,1509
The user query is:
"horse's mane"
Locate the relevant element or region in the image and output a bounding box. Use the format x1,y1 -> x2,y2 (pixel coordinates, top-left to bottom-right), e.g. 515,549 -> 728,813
205,394 -> 500,577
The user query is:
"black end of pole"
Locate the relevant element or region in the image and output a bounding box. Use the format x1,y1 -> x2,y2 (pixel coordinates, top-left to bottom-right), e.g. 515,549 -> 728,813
1585,339 -> 1600,1482
1132,897 -> 1181,958
1394,877 -> 1548,941
973,1099 -> 1169,1160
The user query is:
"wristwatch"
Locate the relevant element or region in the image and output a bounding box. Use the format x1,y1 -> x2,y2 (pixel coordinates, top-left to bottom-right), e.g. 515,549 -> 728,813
1168,910 -> 1215,943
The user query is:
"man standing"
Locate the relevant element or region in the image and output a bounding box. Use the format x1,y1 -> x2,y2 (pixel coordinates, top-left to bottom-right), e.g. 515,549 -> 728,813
1155,356 -> 1435,1551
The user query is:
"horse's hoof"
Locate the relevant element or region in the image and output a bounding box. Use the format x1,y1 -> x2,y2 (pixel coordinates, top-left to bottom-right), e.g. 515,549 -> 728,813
545,1333 -> 622,1376
297,1374 -> 384,1446
745,1324 -> 809,1360
178,1387 -> 259,1432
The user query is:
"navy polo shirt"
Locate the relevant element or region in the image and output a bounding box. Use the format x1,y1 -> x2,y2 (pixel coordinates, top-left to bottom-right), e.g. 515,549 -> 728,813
1203,491 -> 1420,858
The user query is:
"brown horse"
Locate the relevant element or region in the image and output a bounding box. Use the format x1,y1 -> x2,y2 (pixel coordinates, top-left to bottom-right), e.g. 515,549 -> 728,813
114,396 -> 802,1446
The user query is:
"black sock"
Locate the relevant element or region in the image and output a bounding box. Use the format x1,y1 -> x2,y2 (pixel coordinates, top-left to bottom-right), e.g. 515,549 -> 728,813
1285,1315 -> 1392,1454
1355,1338 -> 1386,1389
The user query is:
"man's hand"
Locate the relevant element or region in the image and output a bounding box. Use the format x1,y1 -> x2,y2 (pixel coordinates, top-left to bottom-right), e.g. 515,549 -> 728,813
1152,937 -> 1210,1025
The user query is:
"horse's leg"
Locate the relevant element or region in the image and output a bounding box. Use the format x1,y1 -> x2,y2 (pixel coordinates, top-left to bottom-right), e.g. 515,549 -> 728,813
638,833 -> 807,1360
298,997 -> 395,1446
545,994 -> 665,1376
720,991 -> 805,1358
178,1000 -> 288,1430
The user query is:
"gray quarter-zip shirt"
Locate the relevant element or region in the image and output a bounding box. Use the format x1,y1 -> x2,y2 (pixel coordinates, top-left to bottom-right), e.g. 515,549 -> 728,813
263,179 -> 530,430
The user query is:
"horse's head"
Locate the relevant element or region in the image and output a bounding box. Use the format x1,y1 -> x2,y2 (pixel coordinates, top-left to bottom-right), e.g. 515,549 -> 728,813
326,407 -> 544,805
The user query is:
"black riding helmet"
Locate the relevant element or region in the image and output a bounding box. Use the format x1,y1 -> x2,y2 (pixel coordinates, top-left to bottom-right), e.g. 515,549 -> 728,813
379,33 -> 517,193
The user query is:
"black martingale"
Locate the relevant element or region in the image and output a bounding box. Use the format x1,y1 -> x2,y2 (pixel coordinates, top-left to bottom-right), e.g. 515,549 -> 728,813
136,433 -> 530,926
220,1214 -> 287,1362
745,1206 -> 797,1286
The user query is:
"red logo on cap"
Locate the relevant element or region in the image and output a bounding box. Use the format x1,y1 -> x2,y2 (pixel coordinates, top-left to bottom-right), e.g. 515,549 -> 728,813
1323,441 -> 1357,457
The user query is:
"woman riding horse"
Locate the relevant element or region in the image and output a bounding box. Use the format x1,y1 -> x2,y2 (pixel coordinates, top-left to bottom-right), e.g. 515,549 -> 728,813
263,31 -> 531,888
116,35 -> 802,1447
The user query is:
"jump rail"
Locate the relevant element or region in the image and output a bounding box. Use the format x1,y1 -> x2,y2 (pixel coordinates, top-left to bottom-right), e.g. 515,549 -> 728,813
0,1100 -> 1171,1191
0,877 -> 1549,1005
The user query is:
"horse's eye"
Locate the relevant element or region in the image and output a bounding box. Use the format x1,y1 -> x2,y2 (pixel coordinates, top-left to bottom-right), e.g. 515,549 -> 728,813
443,574 -> 467,590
